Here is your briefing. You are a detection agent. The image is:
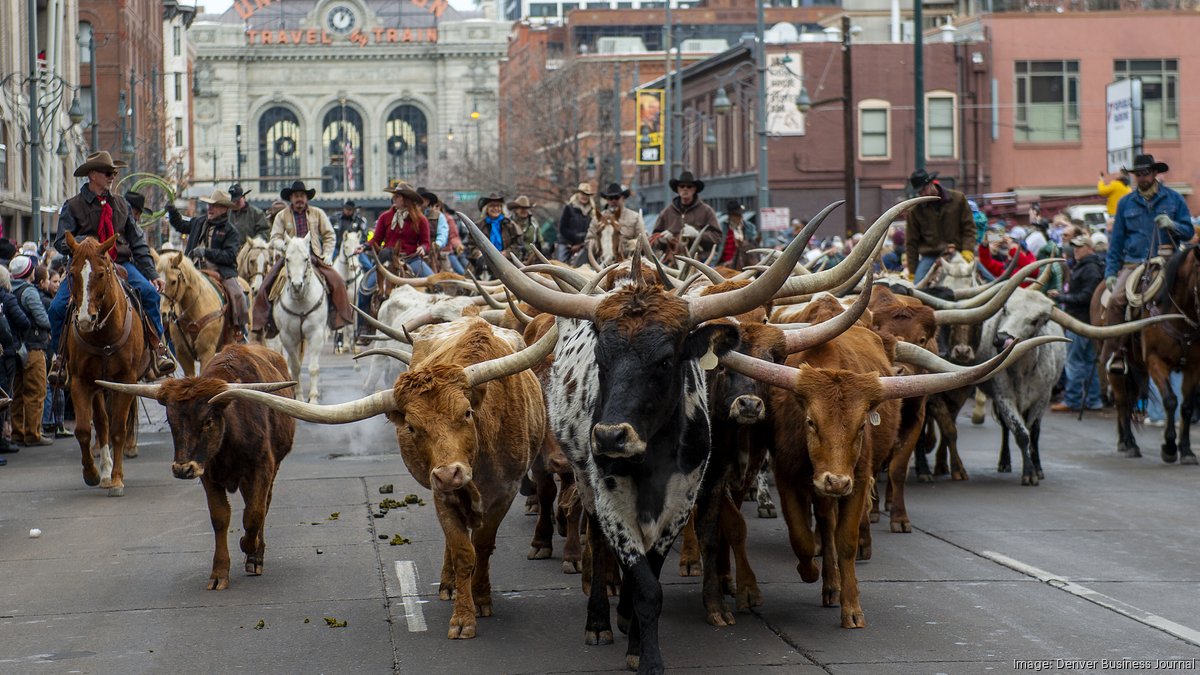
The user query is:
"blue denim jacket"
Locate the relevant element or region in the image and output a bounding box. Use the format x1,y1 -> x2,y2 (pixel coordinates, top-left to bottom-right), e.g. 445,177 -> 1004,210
1105,183 -> 1193,278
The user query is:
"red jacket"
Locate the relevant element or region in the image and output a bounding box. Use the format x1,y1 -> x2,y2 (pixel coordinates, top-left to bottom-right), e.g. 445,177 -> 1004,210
373,208 -> 431,257
978,243 -> 1037,286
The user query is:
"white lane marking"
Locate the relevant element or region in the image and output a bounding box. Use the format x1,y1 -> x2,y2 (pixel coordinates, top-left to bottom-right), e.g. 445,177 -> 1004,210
77,260 -> 92,320
980,550 -> 1200,647
394,560 -> 427,632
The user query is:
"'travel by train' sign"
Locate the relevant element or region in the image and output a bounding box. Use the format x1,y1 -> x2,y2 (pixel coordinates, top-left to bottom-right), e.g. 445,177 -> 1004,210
235,0 -> 444,46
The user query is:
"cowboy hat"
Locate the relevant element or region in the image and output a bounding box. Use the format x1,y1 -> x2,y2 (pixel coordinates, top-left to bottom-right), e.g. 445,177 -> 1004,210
669,171 -> 704,193
228,183 -> 252,200
598,183 -> 630,200
1125,154 -> 1169,174
417,187 -> 440,206
343,199 -> 356,208
574,182 -> 595,196
124,191 -> 146,213
725,200 -> 745,215
477,193 -> 506,212
73,151 -> 127,177
507,195 -> 537,209
280,180 -> 316,200
908,168 -> 939,191
199,188 -> 236,209
384,182 -> 422,203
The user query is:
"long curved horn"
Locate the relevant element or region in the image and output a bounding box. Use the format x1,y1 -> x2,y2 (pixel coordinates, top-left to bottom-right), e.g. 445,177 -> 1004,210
951,271 -> 1007,300
775,197 -> 934,298
718,349 -> 798,391
529,245 -> 552,265
639,231 -> 679,286
354,348 -> 412,364
477,309 -> 508,325
1049,307 -> 1187,340
933,259 -> 1062,325
1026,260 -> 1058,291
893,336 -> 1068,373
371,256 -> 420,287
464,323 -> 559,387
208,389 -> 397,424
505,291 -> 534,326
95,380 -> 164,399
783,270 -> 874,353
225,381 -> 300,393
686,201 -> 843,325
462,211 -> 601,320
466,272 -> 507,309
676,255 -> 726,285
0,397 -> 9,411
353,305 -> 410,344
877,339 -> 1018,400
587,245 -> 602,271
520,264 -> 589,291
582,263 -> 619,295
673,272 -> 702,297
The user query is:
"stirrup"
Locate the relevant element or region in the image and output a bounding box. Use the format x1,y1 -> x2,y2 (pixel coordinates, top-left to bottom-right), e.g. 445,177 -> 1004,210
47,357 -> 68,387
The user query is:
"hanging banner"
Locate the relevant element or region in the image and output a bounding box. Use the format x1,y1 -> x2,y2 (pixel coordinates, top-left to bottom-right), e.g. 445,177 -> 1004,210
636,89 -> 665,166
767,53 -> 805,136
1106,79 -> 1143,174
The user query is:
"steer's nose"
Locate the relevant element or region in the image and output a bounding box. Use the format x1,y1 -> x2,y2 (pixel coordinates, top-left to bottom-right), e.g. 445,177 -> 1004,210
814,472 -> 853,497
949,345 -> 975,364
732,395 -> 765,423
431,463 -> 469,491
593,424 -> 629,455
993,332 -> 1015,352
171,461 -> 203,480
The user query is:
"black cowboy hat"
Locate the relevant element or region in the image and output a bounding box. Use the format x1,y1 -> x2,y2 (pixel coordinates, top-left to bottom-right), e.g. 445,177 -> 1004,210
1126,154 -> 1169,174
908,168 -> 939,191
599,182 -> 631,199
124,191 -> 146,213
417,187 -> 440,206
228,183 -> 251,200
725,200 -> 745,215
343,199 -> 356,208
669,171 -> 704,193
477,192 -> 506,212
280,180 -> 316,200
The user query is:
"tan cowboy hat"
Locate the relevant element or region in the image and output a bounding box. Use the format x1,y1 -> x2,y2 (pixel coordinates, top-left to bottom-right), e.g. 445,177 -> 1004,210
507,195 -> 537,210
385,182 -> 422,202
574,182 -> 595,196
74,151 -> 128,177
199,188 -> 236,209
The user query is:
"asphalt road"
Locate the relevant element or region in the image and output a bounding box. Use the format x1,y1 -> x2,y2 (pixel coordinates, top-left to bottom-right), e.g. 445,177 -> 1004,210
2,350 -> 1199,675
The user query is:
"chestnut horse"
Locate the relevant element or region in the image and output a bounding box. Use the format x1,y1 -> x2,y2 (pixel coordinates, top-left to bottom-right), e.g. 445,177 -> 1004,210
65,232 -> 149,497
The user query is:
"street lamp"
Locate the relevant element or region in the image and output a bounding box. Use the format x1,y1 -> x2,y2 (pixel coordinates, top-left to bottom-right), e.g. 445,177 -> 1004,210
712,87 -> 731,116
447,127 -> 454,142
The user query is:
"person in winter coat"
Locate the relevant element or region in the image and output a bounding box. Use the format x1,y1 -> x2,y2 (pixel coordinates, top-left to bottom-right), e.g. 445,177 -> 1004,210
419,188 -> 465,275
8,255 -> 51,445
652,171 -> 720,261
1050,234 -> 1105,412
0,266 -> 30,453
905,168 -> 976,282
38,266 -> 68,439
978,229 -> 1037,284
556,183 -> 595,262
167,188 -> 248,332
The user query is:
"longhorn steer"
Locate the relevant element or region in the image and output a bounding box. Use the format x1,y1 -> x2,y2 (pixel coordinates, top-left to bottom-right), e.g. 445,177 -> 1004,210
98,345 -> 297,590
211,318 -> 554,640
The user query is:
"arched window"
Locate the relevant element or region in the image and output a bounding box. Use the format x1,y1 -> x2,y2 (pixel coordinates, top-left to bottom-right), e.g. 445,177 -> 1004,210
321,105 -> 364,192
385,105 -> 428,186
79,23 -> 93,63
258,106 -> 300,193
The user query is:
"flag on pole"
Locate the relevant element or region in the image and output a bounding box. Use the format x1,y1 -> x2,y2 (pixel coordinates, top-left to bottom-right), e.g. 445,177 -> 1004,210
343,141 -> 356,191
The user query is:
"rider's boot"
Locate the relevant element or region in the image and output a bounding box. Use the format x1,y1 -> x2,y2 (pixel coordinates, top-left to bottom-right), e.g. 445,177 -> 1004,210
146,327 -> 177,378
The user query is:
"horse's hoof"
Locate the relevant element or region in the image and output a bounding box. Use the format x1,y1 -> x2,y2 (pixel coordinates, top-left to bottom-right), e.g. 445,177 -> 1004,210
527,546 -> 552,560
1125,448 -> 1142,458
83,469 -> 100,487
99,477 -> 113,489
584,629 -> 613,646
107,486 -> 125,497
1181,454 -> 1198,465
757,504 -> 777,519
890,520 -> 912,533
562,560 -> 582,574
124,447 -> 139,459
916,473 -> 934,483
1020,474 -> 1039,486
997,463 -> 1012,473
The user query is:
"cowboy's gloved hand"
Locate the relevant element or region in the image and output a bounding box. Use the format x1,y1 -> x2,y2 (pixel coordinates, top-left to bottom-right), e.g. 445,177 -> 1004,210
660,230 -> 675,242
1105,276 -> 1117,291
191,246 -> 207,258
1155,214 -> 1174,229
960,250 -> 975,263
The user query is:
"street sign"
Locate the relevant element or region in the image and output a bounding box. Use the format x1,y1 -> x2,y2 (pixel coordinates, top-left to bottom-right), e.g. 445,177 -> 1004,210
1106,79 -> 1142,174
452,191 -> 481,204
759,206 -> 790,231
635,89 -> 665,166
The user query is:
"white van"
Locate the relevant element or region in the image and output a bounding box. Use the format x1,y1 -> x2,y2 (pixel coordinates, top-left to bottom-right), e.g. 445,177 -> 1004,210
1064,205 -> 1109,231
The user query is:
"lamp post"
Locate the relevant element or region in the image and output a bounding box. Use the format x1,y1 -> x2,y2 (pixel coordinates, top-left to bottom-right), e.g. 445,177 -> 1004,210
795,17 -> 859,236
754,0 -> 769,210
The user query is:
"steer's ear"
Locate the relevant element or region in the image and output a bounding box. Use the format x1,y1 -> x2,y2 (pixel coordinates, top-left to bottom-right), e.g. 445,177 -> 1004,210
685,322 -> 740,362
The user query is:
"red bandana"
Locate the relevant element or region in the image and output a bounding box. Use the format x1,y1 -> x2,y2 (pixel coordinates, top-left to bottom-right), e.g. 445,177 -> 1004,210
97,197 -> 117,260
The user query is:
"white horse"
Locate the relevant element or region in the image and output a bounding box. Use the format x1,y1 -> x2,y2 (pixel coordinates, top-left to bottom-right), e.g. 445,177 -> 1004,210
274,236 -> 327,403
332,230 -> 362,356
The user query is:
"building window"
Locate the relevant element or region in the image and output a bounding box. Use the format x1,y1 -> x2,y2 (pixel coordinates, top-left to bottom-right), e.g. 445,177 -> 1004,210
858,100 -> 889,159
174,74 -> 183,102
530,3 -> 558,17
926,92 -> 956,158
173,26 -> 182,57
1015,60 -> 1079,142
321,105 -> 364,192
1114,59 -> 1179,141
257,106 -> 301,193
385,105 -> 428,186
79,23 -> 93,63
174,117 -> 184,147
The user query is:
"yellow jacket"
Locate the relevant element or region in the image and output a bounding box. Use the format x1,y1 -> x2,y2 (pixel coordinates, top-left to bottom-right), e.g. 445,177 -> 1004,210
1097,178 -> 1131,216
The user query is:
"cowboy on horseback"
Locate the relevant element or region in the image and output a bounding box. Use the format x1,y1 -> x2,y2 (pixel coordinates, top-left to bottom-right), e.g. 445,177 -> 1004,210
47,151 -> 176,384
251,180 -> 353,339
651,171 -> 720,263
167,188 -> 249,338
1101,154 -> 1193,374
586,183 -> 643,263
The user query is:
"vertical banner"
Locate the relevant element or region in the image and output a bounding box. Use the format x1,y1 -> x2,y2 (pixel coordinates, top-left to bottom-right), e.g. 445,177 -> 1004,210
343,141 -> 357,191
767,53 -> 805,136
636,89 -> 665,165
1106,79 -> 1142,174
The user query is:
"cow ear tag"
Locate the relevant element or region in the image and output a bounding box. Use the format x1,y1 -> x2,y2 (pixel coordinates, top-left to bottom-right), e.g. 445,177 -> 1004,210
868,410 -> 881,426
699,346 -> 718,371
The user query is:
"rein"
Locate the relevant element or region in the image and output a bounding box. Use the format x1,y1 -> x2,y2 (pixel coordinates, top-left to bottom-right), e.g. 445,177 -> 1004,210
162,260 -> 225,356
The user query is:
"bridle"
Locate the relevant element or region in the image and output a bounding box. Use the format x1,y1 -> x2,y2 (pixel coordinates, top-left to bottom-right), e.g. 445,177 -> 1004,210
280,246 -> 323,320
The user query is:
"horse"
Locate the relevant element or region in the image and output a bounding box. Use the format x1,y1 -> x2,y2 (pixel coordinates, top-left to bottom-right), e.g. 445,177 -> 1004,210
237,237 -> 273,301
64,233 -> 148,497
274,236 -> 328,403
157,250 -> 237,376
587,212 -> 624,266
332,230 -> 362,355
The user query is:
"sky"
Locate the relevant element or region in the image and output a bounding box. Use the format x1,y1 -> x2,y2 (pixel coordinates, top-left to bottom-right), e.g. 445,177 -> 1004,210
199,0 -> 477,14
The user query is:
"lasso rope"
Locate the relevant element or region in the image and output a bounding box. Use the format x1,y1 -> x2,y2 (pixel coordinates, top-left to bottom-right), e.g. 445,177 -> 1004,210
115,172 -> 176,226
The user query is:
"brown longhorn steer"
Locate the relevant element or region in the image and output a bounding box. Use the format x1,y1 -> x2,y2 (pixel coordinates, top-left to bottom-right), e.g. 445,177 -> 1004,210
98,344 -> 297,590
210,317 -> 555,639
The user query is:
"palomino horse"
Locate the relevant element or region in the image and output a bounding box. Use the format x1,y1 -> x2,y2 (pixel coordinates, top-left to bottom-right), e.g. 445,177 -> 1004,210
237,237 -> 273,301
332,230 -> 362,354
157,250 -> 237,376
65,233 -> 148,497
274,236 -> 327,403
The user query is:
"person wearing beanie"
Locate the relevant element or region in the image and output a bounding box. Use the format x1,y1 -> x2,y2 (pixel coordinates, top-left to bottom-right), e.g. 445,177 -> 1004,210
7,255 -> 52,446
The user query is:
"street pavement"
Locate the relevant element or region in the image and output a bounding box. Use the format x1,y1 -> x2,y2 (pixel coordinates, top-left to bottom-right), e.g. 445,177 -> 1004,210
2,349 -> 1199,675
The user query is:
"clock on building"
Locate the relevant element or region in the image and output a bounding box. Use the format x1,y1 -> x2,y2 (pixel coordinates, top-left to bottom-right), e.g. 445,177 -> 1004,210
326,5 -> 358,35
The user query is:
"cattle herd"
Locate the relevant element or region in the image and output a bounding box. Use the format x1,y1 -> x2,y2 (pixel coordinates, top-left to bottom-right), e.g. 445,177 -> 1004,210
74,196 -> 1186,674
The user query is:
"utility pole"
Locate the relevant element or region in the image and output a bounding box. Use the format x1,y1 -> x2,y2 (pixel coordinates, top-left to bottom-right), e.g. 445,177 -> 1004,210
129,69 -> 138,173
755,0 -> 769,209
27,0 -> 42,242
842,15 -> 856,235
613,64 -> 622,186
914,0 -> 925,171
88,32 -> 98,150
673,40 -> 684,174
663,1 -> 672,182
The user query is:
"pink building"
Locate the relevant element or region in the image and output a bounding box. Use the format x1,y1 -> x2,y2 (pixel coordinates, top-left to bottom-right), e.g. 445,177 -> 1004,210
979,11 -> 1199,211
